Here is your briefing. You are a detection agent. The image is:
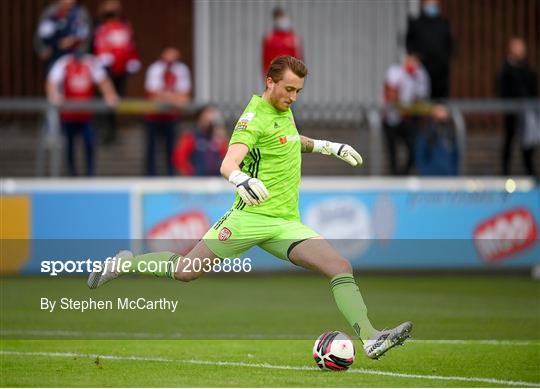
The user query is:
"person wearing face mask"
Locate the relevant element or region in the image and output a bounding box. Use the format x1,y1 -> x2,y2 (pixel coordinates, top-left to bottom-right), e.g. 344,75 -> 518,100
498,37 -> 538,177
93,0 -> 141,144
172,105 -> 228,176
262,7 -> 303,77
383,52 -> 431,175
144,47 -> 192,176
406,0 -> 453,99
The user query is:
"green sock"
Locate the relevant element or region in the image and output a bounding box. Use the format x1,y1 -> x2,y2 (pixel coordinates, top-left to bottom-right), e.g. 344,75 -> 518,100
124,251 -> 181,279
330,273 -> 377,342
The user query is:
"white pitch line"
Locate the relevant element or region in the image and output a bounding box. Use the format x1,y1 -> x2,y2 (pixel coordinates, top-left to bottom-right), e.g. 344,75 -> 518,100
1,329 -> 539,346
1,350 -> 538,387
409,339 -> 540,346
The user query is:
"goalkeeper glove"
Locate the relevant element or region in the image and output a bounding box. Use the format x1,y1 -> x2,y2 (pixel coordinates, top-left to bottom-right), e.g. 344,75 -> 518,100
228,170 -> 269,206
312,140 -> 363,166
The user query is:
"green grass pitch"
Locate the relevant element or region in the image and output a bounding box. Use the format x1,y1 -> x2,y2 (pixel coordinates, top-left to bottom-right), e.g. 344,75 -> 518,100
1,274 -> 539,387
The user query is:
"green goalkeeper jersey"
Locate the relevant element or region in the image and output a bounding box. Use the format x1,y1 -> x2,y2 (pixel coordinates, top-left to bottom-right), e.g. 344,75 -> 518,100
229,95 -> 301,221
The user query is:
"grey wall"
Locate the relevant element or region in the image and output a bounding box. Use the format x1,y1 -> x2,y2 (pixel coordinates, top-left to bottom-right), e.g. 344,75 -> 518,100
194,0 -> 416,113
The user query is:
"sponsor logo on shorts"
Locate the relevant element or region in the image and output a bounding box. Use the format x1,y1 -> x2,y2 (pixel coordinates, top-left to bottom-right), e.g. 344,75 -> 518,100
473,207 -> 537,263
218,227 -> 232,241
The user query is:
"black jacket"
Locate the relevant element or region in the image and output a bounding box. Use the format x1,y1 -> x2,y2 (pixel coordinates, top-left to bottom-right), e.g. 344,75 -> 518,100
498,59 -> 538,135
406,14 -> 453,78
498,60 -> 538,99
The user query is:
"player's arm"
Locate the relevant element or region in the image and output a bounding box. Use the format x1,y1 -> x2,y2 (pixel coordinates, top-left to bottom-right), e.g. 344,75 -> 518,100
220,143 -> 269,206
300,135 -> 363,166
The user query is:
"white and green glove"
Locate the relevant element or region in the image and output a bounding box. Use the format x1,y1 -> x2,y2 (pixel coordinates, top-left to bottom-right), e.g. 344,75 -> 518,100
312,140 -> 363,166
228,170 -> 269,206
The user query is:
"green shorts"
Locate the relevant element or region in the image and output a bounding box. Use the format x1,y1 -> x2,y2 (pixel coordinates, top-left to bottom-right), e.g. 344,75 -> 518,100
203,208 -> 319,260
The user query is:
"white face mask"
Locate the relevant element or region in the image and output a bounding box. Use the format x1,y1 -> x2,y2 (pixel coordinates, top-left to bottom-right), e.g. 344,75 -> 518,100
274,17 -> 292,31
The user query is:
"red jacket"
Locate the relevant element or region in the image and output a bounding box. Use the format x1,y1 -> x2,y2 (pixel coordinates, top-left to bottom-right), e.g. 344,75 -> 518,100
262,30 -> 303,75
93,19 -> 139,76
173,130 -> 227,176
48,54 -> 106,122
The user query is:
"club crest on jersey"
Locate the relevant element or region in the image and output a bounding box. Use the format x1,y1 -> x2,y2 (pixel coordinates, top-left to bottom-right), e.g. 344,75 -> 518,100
218,227 -> 232,241
234,112 -> 256,131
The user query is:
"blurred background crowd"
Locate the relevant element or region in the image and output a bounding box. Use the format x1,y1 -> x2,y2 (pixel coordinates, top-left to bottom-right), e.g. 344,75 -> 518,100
0,0 -> 539,178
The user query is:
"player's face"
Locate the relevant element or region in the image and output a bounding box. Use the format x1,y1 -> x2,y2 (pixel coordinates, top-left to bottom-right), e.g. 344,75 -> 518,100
266,69 -> 305,112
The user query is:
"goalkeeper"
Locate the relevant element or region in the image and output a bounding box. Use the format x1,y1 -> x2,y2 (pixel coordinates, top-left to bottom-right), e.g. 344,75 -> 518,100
88,55 -> 412,360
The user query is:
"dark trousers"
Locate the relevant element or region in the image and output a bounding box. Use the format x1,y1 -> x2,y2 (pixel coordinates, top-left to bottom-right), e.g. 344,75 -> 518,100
62,121 -> 95,176
502,115 -> 536,176
101,74 -> 127,144
426,67 -> 450,99
383,118 -> 417,175
145,120 -> 176,176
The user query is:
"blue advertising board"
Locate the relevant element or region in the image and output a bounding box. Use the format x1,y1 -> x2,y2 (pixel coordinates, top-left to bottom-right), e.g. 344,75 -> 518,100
19,192 -> 131,274
142,188 -> 540,270
3,180 -> 538,274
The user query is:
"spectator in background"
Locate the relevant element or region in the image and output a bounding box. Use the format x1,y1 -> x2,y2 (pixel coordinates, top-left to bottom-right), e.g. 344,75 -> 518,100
406,0 -> 453,99
383,52 -> 431,175
498,37 -> 538,177
173,105 -> 228,176
93,0 -> 141,144
35,0 -> 92,72
415,104 -> 459,176
46,51 -> 118,176
262,7 -> 303,76
144,47 -> 192,176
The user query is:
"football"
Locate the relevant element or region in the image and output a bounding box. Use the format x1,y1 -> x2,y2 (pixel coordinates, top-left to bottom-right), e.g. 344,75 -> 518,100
313,331 -> 356,370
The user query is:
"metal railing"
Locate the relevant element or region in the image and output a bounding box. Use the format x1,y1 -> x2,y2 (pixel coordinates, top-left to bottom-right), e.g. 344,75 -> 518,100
365,99 -> 539,175
0,98 -> 538,177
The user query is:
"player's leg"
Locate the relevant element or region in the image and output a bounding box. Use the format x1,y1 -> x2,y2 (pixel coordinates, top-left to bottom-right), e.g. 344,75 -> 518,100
89,237 -> 231,287
173,240 -> 219,282
287,236 -> 412,359
87,249 -> 180,289
129,208 -> 264,282
123,240 -> 218,282
287,237 -> 377,342
88,241 -> 220,288
88,209 -> 258,288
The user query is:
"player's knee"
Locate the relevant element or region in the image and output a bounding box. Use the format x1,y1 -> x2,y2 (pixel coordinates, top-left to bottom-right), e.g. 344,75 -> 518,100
174,269 -> 202,282
341,259 -> 353,274
333,257 -> 353,276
